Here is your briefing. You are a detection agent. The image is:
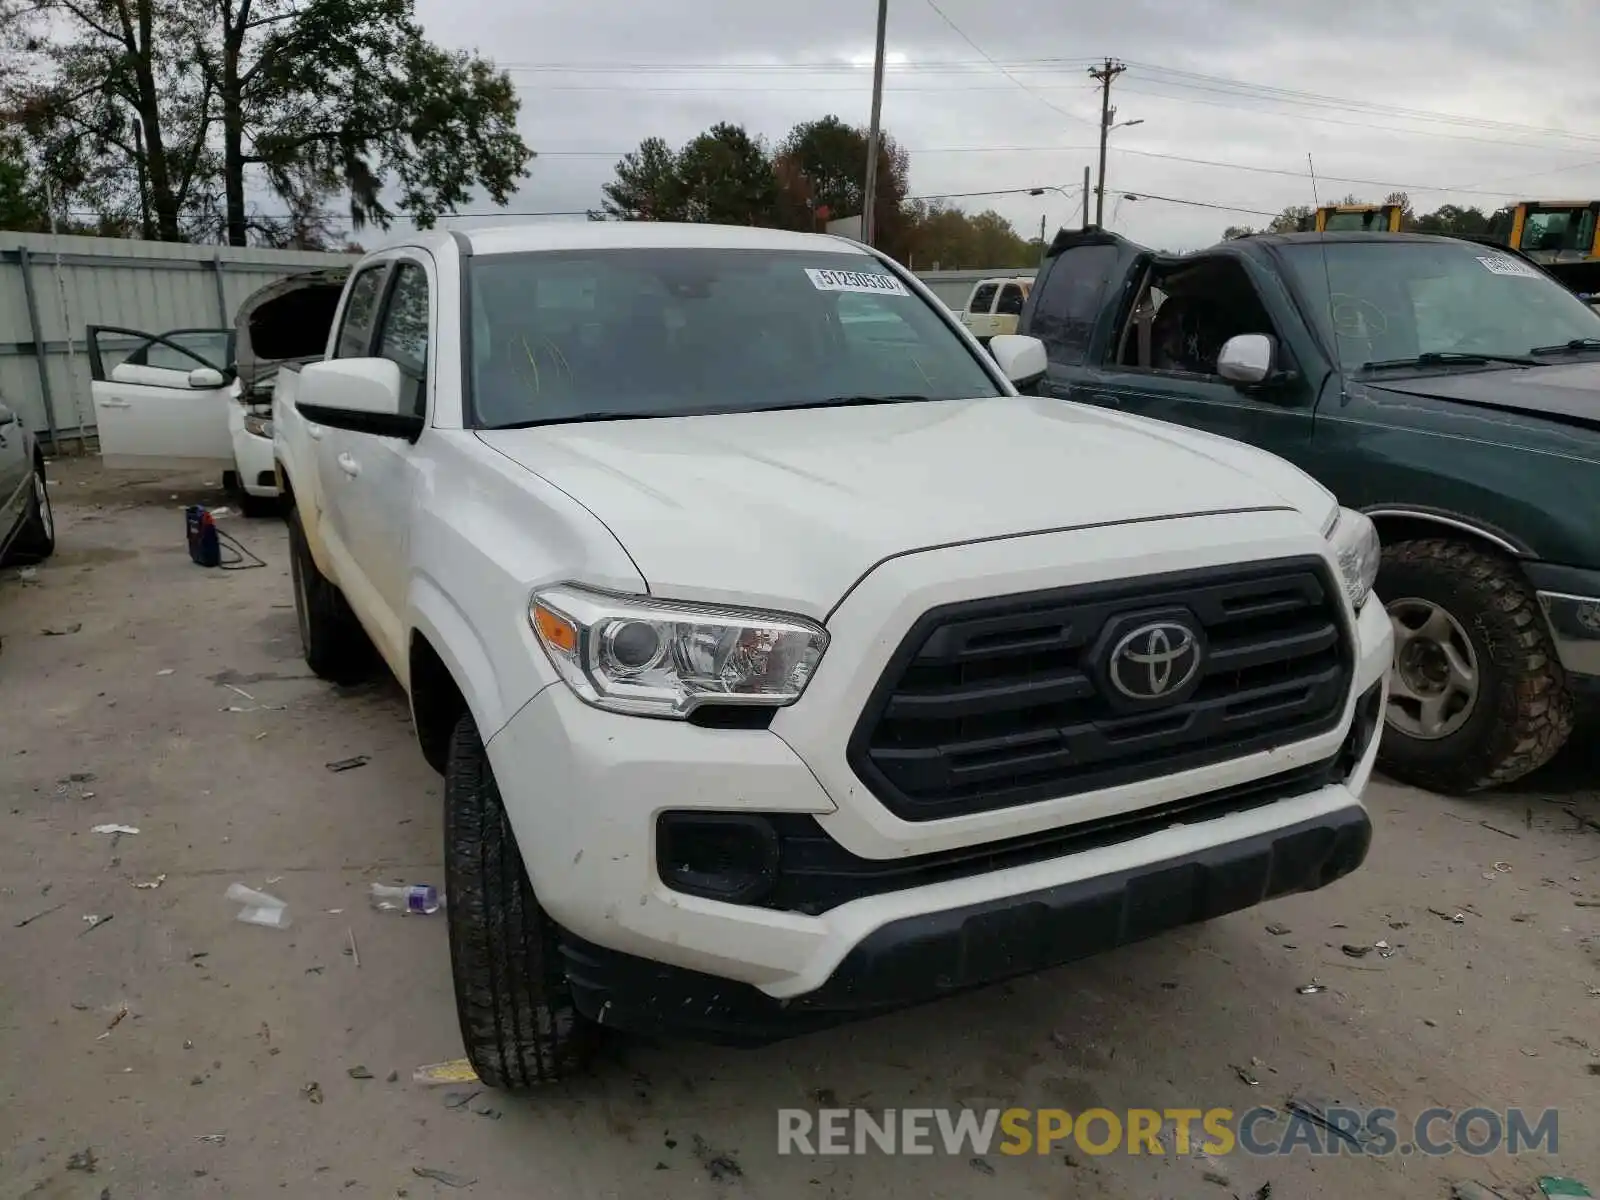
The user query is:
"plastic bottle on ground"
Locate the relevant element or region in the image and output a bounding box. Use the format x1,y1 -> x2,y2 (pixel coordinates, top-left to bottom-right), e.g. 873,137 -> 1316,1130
369,883 -> 442,914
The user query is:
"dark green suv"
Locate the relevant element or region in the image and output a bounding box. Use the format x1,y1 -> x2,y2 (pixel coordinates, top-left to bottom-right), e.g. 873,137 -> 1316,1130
1017,228 -> 1599,793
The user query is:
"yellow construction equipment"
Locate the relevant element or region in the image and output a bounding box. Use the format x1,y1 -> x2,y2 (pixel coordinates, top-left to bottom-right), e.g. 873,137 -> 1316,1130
1502,200 -> 1600,262
1304,204 -> 1405,233
1498,201 -> 1600,301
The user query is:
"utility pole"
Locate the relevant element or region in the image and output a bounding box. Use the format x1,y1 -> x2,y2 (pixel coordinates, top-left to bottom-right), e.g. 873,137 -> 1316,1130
1088,58 -> 1125,227
1082,165 -> 1091,229
861,0 -> 889,246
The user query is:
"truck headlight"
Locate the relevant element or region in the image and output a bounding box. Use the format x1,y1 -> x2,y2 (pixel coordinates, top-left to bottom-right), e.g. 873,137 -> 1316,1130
243,412 -> 273,439
1327,508 -> 1380,608
530,584 -> 829,718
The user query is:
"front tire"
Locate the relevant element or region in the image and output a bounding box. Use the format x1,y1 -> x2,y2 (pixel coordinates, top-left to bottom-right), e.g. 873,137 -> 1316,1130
286,505 -> 372,684
5,459 -> 55,566
1378,539 -> 1572,793
444,713 -> 596,1088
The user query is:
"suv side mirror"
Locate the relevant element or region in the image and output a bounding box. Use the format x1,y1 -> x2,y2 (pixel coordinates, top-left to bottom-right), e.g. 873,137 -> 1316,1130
1217,333 -> 1274,385
188,366 -> 227,389
987,334 -> 1048,388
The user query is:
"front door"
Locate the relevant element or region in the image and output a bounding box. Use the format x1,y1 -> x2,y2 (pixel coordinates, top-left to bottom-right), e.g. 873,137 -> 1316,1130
1083,254 -> 1316,467
89,327 -> 235,470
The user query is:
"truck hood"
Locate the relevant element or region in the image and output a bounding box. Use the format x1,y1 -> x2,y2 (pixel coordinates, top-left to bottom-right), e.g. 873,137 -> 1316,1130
476,395 -> 1336,618
1369,359 -> 1600,430
234,268 -> 348,397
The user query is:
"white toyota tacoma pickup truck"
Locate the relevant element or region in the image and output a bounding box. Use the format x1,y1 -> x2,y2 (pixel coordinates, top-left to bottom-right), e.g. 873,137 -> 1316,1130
273,222 -> 1392,1088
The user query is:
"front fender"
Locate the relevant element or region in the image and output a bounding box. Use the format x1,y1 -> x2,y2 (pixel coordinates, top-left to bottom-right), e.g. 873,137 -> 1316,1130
408,572 -> 515,739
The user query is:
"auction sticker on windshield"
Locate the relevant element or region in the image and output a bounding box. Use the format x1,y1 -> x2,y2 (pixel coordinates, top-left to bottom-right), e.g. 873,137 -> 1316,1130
1476,254 -> 1541,279
806,268 -> 910,296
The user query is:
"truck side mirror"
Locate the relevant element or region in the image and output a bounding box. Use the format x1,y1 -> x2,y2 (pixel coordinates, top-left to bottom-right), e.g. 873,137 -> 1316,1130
987,334 -> 1048,388
295,358 -> 423,441
1217,334 -> 1275,385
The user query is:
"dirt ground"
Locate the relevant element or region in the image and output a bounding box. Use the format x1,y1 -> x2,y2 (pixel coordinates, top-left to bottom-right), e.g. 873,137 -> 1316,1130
2,458 -> 1597,1200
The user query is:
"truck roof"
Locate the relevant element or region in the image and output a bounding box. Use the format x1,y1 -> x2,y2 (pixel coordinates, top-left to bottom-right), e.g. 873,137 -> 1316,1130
1232,230 -> 1474,249
450,222 -> 866,257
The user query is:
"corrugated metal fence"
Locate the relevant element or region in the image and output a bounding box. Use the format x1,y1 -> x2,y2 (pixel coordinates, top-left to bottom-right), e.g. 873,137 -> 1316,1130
0,232 -> 353,450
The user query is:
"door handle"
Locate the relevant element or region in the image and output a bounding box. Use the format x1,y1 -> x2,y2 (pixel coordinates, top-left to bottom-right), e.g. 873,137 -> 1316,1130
99,399 -> 132,409
337,452 -> 360,478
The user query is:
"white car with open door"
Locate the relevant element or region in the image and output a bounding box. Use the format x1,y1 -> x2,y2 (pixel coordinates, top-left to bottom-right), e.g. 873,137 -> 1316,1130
87,269 -> 349,517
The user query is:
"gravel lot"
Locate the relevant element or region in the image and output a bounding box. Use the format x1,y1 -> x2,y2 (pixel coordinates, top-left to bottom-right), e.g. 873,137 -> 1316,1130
2,458 -> 1597,1200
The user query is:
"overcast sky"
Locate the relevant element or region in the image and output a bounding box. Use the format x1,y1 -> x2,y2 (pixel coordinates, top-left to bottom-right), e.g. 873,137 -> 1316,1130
409,0 -> 1600,254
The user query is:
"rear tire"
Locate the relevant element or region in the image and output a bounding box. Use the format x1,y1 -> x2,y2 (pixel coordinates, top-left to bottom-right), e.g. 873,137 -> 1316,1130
5,459 -> 55,566
286,504 -> 373,684
445,713 -> 596,1088
1378,539 -> 1572,793
238,490 -> 279,519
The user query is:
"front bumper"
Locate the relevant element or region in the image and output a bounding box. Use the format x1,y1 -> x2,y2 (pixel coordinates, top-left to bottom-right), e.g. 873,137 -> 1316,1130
228,405 -> 280,498
1528,563 -> 1600,680
485,542 -> 1392,1041
560,801 -> 1372,1045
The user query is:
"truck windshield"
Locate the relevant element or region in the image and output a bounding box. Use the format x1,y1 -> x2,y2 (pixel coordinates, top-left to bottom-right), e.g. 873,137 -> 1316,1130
465,247 -> 1004,427
1278,241 -> 1600,371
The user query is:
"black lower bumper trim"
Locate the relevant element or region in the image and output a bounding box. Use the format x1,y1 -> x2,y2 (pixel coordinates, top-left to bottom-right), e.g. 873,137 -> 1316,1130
561,803 -> 1372,1046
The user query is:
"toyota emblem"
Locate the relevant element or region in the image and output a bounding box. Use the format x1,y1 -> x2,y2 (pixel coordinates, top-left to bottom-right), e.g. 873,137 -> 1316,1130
1108,620 -> 1202,701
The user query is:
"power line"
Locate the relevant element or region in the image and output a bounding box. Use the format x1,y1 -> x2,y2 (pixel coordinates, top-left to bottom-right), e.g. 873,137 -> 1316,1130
501,55 -> 1600,152
1113,81 -> 1600,156
917,0 -> 1097,127
1120,62 -> 1600,145
1113,190 -> 1279,218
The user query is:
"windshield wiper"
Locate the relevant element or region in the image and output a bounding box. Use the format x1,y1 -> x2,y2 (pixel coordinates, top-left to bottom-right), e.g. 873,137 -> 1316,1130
480,395 -> 937,429
1360,351 -> 1538,371
1529,337 -> 1600,355
484,411 -> 661,430
744,393 -> 935,414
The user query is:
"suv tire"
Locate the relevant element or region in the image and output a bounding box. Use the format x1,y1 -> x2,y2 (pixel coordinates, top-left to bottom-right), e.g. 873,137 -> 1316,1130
4,459 -> 55,566
444,713 -> 596,1087
1378,538 -> 1572,793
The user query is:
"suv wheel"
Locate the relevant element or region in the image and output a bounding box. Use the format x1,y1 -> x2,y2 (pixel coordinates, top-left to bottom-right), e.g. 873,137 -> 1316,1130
5,459 -> 55,566
444,713 -> 596,1087
286,505 -> 372,684
1378,539 -> 1572,792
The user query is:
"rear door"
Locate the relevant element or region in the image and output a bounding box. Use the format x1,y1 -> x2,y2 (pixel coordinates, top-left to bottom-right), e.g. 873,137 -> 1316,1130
993,281 -> 1027,337
1020,230 -> 1148,402
89,327 -> 235,469
962,281 -> 1000,339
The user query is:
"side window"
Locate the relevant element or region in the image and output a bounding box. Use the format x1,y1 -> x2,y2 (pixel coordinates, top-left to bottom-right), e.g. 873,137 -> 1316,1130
968,283 -> 998,314
375,261 -> 430,419
335,266 -> 388,359
995,284 -> 1025,316
1027,245 -> 1124,365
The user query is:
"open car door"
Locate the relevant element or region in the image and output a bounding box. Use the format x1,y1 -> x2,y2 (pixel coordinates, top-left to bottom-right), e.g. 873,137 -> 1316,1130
1018,228 -> 1151,399
88,327 -> 236,470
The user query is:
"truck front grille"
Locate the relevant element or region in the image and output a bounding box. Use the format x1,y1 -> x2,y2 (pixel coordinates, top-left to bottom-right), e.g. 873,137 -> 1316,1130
847,557 -> 1351,822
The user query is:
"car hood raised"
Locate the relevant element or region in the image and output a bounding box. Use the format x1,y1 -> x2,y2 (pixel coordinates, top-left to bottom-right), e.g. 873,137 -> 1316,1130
476,395 -> 1336,618
1370,359 -> 1600,430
